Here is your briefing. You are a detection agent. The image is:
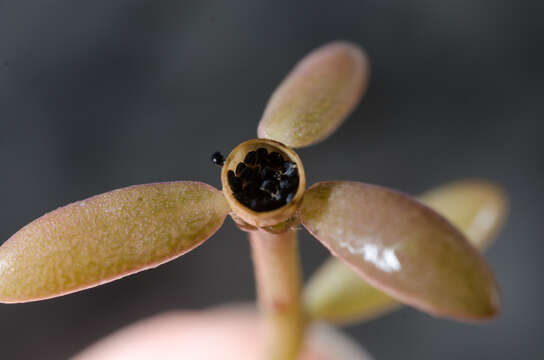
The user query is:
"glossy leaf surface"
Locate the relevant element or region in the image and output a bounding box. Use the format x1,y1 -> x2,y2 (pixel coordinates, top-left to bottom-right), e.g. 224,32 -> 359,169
257,42 -> 369,148
0,182 -> 230,303
303,180 -> 507,324
300,181 -> 500,320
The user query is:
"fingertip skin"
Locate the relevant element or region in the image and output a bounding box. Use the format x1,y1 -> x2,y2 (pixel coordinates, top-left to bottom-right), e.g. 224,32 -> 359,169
258,41 -> 370,148
0,181 -> 230,303
74,306 -> 375,360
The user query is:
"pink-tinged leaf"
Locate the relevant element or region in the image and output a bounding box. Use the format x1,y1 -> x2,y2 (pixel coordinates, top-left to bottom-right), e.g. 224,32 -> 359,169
300,181 -> 500,320
257,41 -> 369,148
0,182 -> 230,303
303,179 -> 508,325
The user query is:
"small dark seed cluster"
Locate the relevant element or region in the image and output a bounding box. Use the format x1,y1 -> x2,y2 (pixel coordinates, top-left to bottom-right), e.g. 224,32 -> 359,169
227,148 -> 299,212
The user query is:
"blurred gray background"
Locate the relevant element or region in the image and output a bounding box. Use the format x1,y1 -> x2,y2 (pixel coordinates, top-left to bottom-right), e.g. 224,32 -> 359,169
0,0 -> 542,359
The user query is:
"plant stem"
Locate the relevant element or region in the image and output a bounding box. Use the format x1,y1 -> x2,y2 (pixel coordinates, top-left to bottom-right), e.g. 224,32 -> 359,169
249,229 -> 305,360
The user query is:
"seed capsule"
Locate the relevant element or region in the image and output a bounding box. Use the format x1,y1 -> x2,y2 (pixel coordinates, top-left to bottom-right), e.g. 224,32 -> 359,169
222,141 -> 303,215
220,139 -> 306,226
233,150 -> 299,211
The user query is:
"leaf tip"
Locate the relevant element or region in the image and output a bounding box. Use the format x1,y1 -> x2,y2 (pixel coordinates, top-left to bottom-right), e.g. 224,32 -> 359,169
258,41 -> 370,148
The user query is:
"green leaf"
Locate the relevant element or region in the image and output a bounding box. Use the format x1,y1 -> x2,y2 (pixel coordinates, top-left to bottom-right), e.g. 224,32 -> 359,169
300,181 -> 501,321
257,41 -> 369,148
304,258 -> 400,325
420,179 -> 507,250
0,181 -> 230,303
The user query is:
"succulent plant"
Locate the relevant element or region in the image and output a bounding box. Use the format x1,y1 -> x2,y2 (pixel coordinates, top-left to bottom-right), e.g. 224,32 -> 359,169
0,42 -> 507,360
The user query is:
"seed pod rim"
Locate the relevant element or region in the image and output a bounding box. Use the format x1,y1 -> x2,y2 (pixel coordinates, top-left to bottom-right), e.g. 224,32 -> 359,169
221,139 -> 306,228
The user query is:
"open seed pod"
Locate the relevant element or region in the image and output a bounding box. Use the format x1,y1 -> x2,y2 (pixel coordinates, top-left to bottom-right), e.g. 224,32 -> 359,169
221,139 -> 306,228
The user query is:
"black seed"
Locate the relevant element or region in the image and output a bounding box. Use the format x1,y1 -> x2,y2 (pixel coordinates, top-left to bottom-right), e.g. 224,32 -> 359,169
235,163 -> 246,176
262,197 -> 278,212
283,161 -> 297,175
289,168 -> 299,178
271,198 -> 283,209
231,149 -> 297,212
256,148 -> 268,163
261,166 -> 275,180
234,191 -> 247,203
284,165 -> 298,178
244,181 -> 260,195
271,189 -> 281,201
257,199 -> 271,211
267,152 -> 283,166
211,152 -> 224,166
260,179 -> 278,193
239,195 -> 253,207
249,199 -> 258,210
247,168 -> 262,183
228,170 -> 242,192
244,151 -> 257,165
238,165 -> 251,180
259,156 -> 271,168
276,188 -> 287,201
250,194 -> 275,212
285,192 -> 296,203
238,165 -> 261,183
279,176 -> 298,191
249,196 -> 270,211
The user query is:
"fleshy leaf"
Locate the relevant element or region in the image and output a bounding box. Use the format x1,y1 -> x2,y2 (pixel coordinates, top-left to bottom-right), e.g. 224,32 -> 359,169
300,181 -> 501,321
257,41 -> 369,148
304,258 -> 400,325
0,181 -> 230,303
419,179 -> 508,250
303,180 -> 507,324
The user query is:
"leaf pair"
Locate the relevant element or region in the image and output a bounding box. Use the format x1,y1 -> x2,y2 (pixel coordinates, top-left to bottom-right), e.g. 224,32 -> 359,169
0,42 -> 505,323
